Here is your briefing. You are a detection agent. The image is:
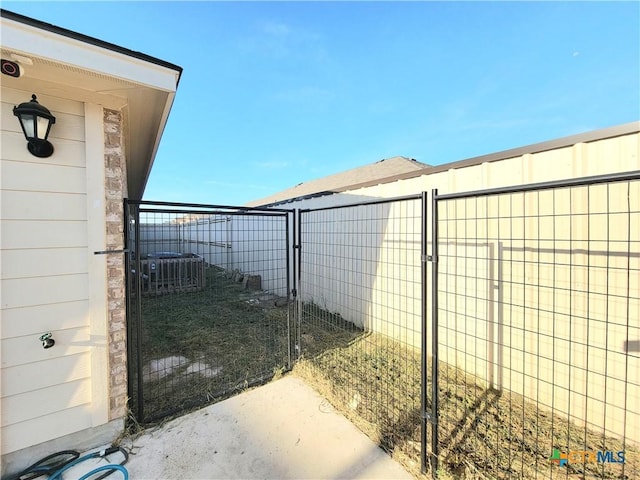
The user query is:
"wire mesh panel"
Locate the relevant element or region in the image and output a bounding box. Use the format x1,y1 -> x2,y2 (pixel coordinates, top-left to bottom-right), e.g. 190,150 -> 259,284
433,174 -> 639,479
126,201 -> 294,423
297,196 -> 425,476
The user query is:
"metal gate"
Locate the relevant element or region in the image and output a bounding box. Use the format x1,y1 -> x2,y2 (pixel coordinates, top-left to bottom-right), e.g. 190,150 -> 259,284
125,200 -> 295,423
294,194 -> 431,473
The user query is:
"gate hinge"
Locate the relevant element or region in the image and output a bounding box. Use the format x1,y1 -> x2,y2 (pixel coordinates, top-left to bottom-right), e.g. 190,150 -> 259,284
94,249 -> 129,255
291,288 -> 297,297
421,411 -> 438,425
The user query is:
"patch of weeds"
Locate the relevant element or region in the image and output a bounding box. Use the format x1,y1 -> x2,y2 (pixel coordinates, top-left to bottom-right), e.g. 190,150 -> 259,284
294,307 -> 639,480
135,268 -> 290,422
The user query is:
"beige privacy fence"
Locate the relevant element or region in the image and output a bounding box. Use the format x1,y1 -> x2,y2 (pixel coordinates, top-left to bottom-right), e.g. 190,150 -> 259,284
295,172 -> 638,477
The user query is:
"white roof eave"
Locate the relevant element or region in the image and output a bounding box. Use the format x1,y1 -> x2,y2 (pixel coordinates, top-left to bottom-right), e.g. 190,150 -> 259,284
1,13 -> 181,200
2,17 -> 180,92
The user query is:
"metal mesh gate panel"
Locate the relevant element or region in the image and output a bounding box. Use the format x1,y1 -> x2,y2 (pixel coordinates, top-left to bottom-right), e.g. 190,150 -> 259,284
296,195 -> 427,474
432,173 -> 639,479
126,201 -> 294,423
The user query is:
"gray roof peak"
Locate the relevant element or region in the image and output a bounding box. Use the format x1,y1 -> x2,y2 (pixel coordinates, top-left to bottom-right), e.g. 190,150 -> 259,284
247,156 -> 430,207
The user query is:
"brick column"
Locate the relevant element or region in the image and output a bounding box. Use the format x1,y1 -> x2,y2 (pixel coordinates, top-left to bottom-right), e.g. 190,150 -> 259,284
103,109 -> 128,420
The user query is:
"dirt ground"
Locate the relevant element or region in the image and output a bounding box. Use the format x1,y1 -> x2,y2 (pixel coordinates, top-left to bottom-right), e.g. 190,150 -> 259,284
131,267 -> 292,422
131,268 -> 637,479
294,320 -> 638,480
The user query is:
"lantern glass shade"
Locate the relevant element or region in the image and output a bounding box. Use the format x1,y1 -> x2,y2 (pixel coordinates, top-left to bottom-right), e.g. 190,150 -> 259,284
37,115 -> 51,139
13,94 -> 56,158
18,114 -> 35,138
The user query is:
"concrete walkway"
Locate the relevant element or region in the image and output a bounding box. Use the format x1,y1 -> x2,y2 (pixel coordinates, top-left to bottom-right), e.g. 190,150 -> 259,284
122,375 -> 413,479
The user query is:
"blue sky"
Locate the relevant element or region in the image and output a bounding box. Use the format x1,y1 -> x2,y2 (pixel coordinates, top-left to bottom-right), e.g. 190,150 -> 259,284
4,1 -> 639,205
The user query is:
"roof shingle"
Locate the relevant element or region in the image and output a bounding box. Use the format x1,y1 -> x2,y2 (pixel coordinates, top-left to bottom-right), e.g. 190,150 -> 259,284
246,156 -> 429,207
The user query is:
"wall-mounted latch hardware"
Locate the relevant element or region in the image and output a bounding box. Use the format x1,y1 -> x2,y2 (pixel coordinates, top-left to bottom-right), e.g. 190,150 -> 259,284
39,332 -> 55,349
94,249 -> 129,255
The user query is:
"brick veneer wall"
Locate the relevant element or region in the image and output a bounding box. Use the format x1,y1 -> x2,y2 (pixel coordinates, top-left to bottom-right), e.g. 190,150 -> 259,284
103,109 -> 128,420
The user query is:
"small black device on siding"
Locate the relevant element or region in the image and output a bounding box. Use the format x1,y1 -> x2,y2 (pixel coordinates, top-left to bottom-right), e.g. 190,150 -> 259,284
39,332 -> 55,349
1,58 -> 21,77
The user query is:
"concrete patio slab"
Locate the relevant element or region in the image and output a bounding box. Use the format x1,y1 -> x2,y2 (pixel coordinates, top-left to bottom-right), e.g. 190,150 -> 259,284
122,375 -> 413,479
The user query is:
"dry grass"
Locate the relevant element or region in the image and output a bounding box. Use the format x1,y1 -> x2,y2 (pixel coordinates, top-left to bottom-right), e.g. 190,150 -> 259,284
133,281 -> 637,479
294,309 -> 638,480
133,267 -> 290,422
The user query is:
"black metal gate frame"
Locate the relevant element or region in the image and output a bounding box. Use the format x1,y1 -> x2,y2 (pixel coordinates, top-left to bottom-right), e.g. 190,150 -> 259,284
124,199 -> 296,423
295,193 -> 432,473
126,194 -> 433,472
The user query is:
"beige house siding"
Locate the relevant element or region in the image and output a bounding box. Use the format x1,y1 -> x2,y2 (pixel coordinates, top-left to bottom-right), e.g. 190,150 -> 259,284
1,87 -> 95,453
0,90 -> 131,459
1,11 -> 180,475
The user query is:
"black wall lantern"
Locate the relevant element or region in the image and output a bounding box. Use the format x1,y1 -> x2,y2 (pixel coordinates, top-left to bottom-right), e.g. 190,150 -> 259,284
13,94 -> 56,158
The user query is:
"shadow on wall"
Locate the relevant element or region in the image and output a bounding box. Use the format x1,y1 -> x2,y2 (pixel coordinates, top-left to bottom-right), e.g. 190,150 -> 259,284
438,236 -> 640,446
625,340 -> 640,352
296,192 -> 422,346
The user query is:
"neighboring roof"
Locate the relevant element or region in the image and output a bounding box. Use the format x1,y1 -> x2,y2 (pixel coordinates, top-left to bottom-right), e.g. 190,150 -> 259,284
246,156 -> 430,207
0,9 -> 183,200
249,121 -> 640,207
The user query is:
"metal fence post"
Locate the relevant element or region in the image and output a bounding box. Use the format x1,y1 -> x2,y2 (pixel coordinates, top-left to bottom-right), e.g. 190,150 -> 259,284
132,202 -> 144,422
420,191 -> 429,474
430,189 -> 439,475
124,199 -> 135,422
285,211 -> 292,369
295,208 -> 302,361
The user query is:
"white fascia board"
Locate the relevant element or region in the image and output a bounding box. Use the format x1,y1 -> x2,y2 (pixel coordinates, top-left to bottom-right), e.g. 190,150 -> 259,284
2,18 -> 179,93
146,90 -> 177,178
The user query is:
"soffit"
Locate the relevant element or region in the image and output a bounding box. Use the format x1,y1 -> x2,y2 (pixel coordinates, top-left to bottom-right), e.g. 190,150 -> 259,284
1,16 -> 180,200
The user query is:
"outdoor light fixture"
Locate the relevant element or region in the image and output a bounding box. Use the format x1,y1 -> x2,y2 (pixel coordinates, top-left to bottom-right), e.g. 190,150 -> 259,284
13,94 -> 56,158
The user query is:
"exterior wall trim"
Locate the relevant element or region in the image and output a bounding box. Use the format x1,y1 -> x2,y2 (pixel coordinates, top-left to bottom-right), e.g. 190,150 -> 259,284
85,103 -> 109,427
0,8 -> 182,80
